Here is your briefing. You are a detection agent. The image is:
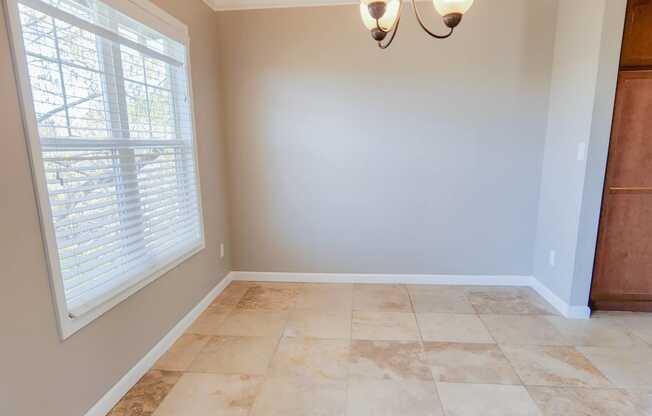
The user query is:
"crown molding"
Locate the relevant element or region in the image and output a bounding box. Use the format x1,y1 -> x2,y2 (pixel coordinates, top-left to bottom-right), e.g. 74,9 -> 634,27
203,0 -> 360,11
202,0 -> 430,11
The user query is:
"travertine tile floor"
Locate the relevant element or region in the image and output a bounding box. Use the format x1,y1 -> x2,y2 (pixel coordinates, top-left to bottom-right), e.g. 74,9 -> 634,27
108,282 -> 652,416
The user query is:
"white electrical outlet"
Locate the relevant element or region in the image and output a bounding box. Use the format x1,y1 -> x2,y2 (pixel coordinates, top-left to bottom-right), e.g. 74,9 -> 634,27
549,250 -> 556,267
577,142 -> 586,161
220,243 -> 224,259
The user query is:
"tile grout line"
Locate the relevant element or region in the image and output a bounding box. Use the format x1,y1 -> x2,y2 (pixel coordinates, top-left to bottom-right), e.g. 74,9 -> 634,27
460,287 -> 531,415
182,309 -> 234,374
461,286 -> 483,315
568,344 -> 614,387
471,297 -> 543,391
404,284 -> 426,346
572,345 -> 623,389
344,283 -> 354,416
485,313 -> 566,416
187,281 -> 279,416
224,282 -> 263,416
140,283 -> 246,416
404,284 -> 450,416
245,284 -> 297,416
494,342 -> 527,387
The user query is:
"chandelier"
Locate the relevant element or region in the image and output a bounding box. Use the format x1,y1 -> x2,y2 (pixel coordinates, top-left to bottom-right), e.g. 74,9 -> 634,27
359,0 -> 474,49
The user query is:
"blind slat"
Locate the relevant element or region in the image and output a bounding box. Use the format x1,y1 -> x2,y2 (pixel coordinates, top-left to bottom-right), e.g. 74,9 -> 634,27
56,198 -> 198,248
47,167 -> 194,193
54,195 -> 197,238
58,200 -> 199,260
59,207 -> 199,267
44,156 -> 195,175
51,179 -> 197,218
61,216 -> 200,281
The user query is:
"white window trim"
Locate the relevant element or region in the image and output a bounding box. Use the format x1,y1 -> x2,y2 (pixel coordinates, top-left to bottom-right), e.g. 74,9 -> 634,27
5,0 -> 206,339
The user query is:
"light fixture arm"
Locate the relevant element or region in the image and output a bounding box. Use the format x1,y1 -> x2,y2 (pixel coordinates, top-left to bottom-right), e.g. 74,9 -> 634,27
410,0 -> 454,39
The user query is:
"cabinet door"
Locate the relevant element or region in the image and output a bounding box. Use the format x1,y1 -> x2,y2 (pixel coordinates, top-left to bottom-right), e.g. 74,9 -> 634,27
621,0 -> 652,68
591,71 -> 652,311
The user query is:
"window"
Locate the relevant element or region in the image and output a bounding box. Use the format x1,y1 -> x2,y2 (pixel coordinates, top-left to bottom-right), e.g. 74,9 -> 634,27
6,0 -> 204,337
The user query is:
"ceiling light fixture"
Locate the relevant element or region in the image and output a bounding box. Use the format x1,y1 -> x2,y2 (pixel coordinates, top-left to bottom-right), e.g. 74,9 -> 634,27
360,0 -> 474,49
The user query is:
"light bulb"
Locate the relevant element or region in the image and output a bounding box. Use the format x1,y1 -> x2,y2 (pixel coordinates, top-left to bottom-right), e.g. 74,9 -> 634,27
432,0 -> 474,16
359,0 -> 400,32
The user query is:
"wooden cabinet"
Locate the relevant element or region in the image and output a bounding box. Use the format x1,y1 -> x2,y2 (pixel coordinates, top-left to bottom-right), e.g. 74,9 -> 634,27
591,72 -> 652,311
621,0 -> 652,68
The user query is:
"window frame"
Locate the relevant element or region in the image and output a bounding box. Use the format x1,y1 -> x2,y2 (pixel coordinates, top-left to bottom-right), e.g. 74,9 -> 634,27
5,0 -> 206,339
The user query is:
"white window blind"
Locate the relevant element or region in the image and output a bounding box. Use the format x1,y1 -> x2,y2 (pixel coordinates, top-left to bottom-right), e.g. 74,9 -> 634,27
13,0 -> 203,321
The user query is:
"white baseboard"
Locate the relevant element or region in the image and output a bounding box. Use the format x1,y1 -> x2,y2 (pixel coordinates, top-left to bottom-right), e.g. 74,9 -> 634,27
231,271 -> 591,320
528,278 -> 569,316
230,271 -> 533,286
566,305 -> 592,319
529,278 -> 592,319
84,272 -> 233,416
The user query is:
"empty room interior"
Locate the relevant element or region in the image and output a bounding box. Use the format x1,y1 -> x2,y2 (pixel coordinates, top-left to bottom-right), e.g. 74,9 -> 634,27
3,0 -> 652,415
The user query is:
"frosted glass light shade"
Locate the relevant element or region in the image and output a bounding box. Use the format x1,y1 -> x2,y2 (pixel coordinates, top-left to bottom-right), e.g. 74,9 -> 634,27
432,0 -> 473,15
360,0 -> 400,31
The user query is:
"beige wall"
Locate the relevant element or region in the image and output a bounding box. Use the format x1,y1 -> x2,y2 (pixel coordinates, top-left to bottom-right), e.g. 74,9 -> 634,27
217,0 -> 558,275
0,1 -> 230,415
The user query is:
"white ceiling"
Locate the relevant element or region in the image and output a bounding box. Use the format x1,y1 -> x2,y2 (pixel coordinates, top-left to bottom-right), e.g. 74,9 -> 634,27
203,0 -> 358,11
